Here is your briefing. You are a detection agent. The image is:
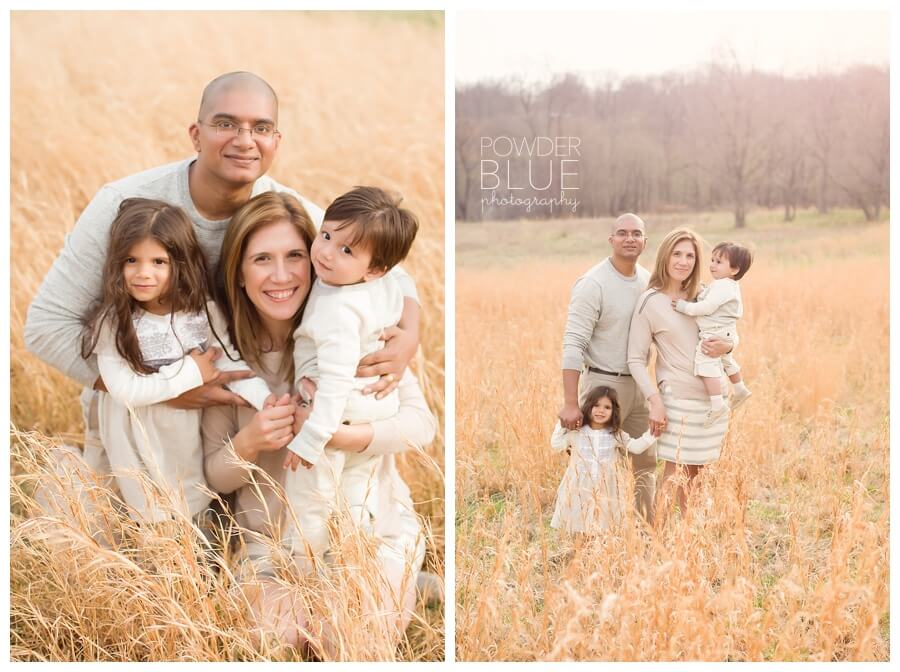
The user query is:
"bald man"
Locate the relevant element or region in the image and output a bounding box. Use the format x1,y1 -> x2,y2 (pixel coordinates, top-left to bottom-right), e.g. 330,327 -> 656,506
558,213 -> 656,521
24,72 -> 421,458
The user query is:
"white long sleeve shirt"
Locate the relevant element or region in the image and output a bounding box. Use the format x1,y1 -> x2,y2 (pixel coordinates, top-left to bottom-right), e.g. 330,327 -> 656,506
550,421 -> 656,460
96,309 -> 206,407
286,276 -> 404,464
674,278 -> 743,335
96,300 -> 272,409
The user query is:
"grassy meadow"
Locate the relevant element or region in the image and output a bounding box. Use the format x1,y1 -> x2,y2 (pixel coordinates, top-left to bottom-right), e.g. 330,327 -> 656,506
10,11 -> 444,662
456,209 -> 889,661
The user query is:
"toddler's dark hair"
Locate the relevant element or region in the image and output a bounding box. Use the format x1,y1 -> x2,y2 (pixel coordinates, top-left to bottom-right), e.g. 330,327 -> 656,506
323,186 -> 418,273
712,241 -> 753,280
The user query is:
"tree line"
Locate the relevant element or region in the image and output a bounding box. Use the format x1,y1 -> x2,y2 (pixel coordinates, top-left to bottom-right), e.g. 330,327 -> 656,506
456,62 -> 889,227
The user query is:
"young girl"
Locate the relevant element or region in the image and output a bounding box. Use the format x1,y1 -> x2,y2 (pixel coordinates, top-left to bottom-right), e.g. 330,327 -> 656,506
81,197 -> 262,522
550,386 -> 656,534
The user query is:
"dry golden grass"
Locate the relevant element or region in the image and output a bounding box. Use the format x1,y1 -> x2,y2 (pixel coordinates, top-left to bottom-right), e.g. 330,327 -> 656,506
11,11 -> 443,662
455,215 -> 888,661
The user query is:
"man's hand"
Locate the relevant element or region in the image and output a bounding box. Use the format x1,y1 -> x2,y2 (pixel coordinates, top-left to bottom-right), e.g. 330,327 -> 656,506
168,369 -> 256,409
283,450 -> 313,471
701,337 -> 732,358
558,402 -> 583,430
357,325 -> 417,399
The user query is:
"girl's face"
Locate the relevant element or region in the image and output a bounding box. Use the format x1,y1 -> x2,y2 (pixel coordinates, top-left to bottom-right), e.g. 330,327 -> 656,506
590,396 -> 614,427
667,239 -> 697,287
123,237 -> 171,315
240,218 -> 312,333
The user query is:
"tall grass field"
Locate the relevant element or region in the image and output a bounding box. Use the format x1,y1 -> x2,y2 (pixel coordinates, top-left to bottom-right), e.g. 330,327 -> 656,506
456,210 -> 888,661
11,11 -> 444,662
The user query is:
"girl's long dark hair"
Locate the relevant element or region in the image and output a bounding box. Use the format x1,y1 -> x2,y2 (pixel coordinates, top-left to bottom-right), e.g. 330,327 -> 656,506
580,386 -> 622,433
81,198 -> 210,374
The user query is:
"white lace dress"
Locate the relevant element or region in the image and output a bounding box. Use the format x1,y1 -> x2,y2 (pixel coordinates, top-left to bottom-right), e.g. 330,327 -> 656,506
549,423 -> 655,533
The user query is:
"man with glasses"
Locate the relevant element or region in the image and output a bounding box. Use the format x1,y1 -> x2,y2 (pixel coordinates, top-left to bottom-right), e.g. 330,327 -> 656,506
558,212 -> 656,521
25,70 -> 420,423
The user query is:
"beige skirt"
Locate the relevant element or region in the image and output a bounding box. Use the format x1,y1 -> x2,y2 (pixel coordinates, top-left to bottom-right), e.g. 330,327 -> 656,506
655,385 -> 729,465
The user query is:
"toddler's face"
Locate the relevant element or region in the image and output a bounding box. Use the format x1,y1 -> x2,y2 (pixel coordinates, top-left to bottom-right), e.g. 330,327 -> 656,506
710,252 -> 739,280
590,396 -> 614,427
123,237 -> 171,314
311,220 -> 381,286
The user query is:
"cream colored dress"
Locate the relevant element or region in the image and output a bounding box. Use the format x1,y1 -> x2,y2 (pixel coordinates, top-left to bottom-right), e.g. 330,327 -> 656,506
550,423 -> 655,533
95,301 -> 267,521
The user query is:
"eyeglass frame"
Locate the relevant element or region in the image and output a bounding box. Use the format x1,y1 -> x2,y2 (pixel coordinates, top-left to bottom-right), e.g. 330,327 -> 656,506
612,230 -> 645,240
196,119 -> 281,140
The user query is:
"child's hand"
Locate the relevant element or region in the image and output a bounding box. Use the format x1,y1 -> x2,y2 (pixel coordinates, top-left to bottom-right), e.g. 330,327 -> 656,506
262,393 -> 277,409
283,451 -> 314,471
190,347 -> 222,384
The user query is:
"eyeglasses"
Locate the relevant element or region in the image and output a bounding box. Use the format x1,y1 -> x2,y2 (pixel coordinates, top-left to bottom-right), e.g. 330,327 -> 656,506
198,120 -> 279,140
613,230 -> 644,240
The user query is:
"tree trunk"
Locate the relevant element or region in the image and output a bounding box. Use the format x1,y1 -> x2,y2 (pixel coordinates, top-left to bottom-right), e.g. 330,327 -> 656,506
734,202 -> 746,228
783,203 -> 795,222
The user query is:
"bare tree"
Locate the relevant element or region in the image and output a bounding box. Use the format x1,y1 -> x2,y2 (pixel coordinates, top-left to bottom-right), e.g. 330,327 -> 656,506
454,63 -> 888,223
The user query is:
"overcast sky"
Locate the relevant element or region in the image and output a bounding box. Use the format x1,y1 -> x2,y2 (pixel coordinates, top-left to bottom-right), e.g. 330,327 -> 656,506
456,9 -> 890,84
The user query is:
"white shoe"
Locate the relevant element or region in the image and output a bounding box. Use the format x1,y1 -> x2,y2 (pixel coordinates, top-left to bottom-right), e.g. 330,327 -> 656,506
731,388 -> 752,411
703,404 -> 729,428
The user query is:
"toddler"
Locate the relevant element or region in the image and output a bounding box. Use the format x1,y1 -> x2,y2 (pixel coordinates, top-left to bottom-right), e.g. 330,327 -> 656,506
283,186 -> 418,568
673,241 -> 753,427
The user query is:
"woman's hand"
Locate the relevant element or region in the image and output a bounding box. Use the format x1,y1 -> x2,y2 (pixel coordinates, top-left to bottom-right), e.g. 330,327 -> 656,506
231,393 -> 296,462
357,325 -> 416,399
648,393 -> 668,437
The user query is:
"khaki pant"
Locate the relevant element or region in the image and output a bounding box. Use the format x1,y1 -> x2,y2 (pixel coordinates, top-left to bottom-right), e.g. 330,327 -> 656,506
580,370 -> 656,522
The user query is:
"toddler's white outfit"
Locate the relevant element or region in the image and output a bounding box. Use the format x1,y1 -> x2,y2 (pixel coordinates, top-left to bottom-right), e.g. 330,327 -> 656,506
674,277 -> 743,378
549,422 -> 655,533
282,275 -> 404,566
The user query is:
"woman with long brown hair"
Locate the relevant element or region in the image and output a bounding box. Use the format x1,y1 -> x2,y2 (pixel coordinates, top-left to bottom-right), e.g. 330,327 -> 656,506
627,228 -> 732,516
201,191 -> 436,652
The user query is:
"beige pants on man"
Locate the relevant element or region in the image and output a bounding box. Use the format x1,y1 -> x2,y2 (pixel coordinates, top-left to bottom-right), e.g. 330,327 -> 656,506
580,370 -> 656,522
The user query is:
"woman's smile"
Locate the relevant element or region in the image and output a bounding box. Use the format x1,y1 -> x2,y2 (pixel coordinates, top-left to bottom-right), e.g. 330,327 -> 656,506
262,287 -> 298,302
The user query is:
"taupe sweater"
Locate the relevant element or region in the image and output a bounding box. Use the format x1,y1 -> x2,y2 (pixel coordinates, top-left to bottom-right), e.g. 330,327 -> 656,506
627,289 -> 708,401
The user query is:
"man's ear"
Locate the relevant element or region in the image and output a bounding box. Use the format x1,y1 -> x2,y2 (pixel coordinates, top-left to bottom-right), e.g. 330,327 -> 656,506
189,123 -> 201,153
